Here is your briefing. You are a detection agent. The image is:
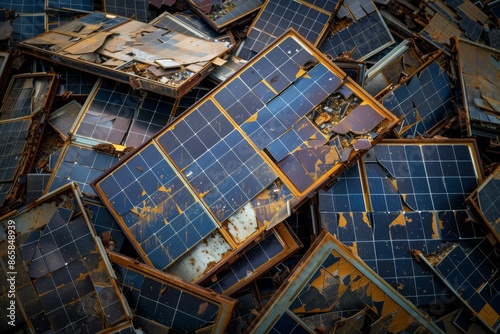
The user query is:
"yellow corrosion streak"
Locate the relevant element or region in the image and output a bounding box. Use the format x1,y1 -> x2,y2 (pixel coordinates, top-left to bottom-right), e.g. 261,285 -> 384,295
158,185 -> 171,193
295,68 -> 311,79
431,213 -> 440,239
348,242 -> 358,257
261,79 -> 279,95
389,212 -> 406,228
478,303 -> 500,327
362,212 -> 371,228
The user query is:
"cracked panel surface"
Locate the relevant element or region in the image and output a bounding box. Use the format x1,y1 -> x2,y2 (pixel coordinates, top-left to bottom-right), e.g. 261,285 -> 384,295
0,185 -> 129,333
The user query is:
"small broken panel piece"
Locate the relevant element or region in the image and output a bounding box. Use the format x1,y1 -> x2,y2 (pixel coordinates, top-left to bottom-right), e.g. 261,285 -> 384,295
85,199 -> 128,252
47,143 -> 120,197
200,222 -> 302,295
420,12 -> 462,51
48,100 -> 83,140
467,164 -> 500,243
237,0 -> 338,60
414,238 -> 500,332
381,61 -> 454,138
108,250 -> 236,334
246,230 -> 443,333
103,0 -> 157,23
186,0 -> 264,32
451,37 -> 500,138
19,11 -> 232,98
0,183 -> 132,333
321,4 -> 395,61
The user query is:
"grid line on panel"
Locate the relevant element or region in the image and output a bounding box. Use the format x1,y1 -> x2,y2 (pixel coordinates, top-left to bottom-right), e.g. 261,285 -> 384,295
0,119 -> 31,182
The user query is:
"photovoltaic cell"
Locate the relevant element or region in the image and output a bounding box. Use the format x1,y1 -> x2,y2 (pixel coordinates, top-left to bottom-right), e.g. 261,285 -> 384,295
0,77 -> 33,120
86,201 -> 127,252
47,0 -> 93,11
321,10 -> 394,61
11,14 -> 45,43
26,173 -> 51,203
48,144 -> 119,196
237,0 -> 337,60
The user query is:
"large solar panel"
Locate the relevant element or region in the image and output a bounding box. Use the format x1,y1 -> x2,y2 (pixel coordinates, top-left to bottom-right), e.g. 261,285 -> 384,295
108,251 -> 236,333
0,183 -> 131,333
0,119 -> 31,182
321,8 -> 394,61
246,231 -> 443,333
381,61 -> 454,138
94,30 -> 398,274
237,0 -> 338,60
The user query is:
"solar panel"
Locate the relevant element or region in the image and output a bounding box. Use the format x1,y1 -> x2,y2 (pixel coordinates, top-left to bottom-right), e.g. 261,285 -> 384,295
0,1 -> 44,12
202,223 -> 300,295
108,251 -> 236,333
26,173 -> 51,203
246,231 -> 443,333
93,30 -> 398,275
459,14 -> 483,42
103,0 -> 156,23
54,67 -> 96,96
48,144 -> 119,196
237,0 -> 338,60
187,0 -> 264,32
48,100 -> 82,139
415,239 -> 500,332
11,14 -> 45,42
321,10 -> 395,61
1,184 -> 131,333
85,200 -> 127,252
0,119 -> 31,182
47,0 -> 93,11
75,79 -> 141,144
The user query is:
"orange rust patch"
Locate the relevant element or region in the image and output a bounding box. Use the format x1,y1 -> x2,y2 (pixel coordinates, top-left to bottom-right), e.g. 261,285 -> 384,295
389,212 -> 406,228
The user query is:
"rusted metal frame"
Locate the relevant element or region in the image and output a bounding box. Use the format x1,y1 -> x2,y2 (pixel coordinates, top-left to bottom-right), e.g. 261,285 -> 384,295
246,230 -> 444,333
199,222 -> 302,295
107,250 -> 237,334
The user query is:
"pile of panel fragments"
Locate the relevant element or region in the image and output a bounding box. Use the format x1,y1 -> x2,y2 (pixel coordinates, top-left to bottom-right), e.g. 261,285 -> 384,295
0,0 -> 499,332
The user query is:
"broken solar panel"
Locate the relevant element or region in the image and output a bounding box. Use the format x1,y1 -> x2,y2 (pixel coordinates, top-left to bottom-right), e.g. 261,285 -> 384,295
48,100 -> 82,140
93,30 -> 398,273
19,11 -> 232,98
0,183 -> 132,333
26,173 -> 51,203
420,12 -> 462,52
103,0 -> 156,23
186,0 -> 264,32
246,230 -> 443,333
236,0 -> 338,60
10,13 -> 45,43
74,79 -> 141,145
198,222 -> 301,294
380,60 -> 454,138
363,39 -> 431,97
318,139 -> 485,313
0,73 -> 58,121
47,0 -> 93,12
414,238 -> 500,333
0,72 -> 58,210
47,143 -> 120,197
467,164 -> 500,243
86,199 -> 128,252
452,37 -> 500,138
321,1 -> 395,61
54,66 -> 96,96
108,251 -> 236,333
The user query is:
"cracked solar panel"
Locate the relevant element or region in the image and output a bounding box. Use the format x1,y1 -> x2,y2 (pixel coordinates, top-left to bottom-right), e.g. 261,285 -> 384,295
451,37 -> 500,138
19,12 -> 231,98
0,183 -> 132,333
321,6 -> 395,61
85,199 -> 128,252
47,0 -> 93,11
414,238 -> 500,332
237,0 -> 338,60
187,0 -> 264,32
103,0 -> 156,23
467,164 -> 500,243
319,139 -> 484,310
108,250 -> 236,333
47,143 -> 120,197
93,30 -> 397,274
246,230 -> 443,333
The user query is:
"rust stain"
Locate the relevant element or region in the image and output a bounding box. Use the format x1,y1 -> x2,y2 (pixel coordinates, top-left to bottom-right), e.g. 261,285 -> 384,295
158,185 -> 171,193
295,68 -> 311,79
431,213 -> 440,239
197,301 -> 209,315
348,242 -> 358,257
405,216 -> 412,223
338,213 -> 347,228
